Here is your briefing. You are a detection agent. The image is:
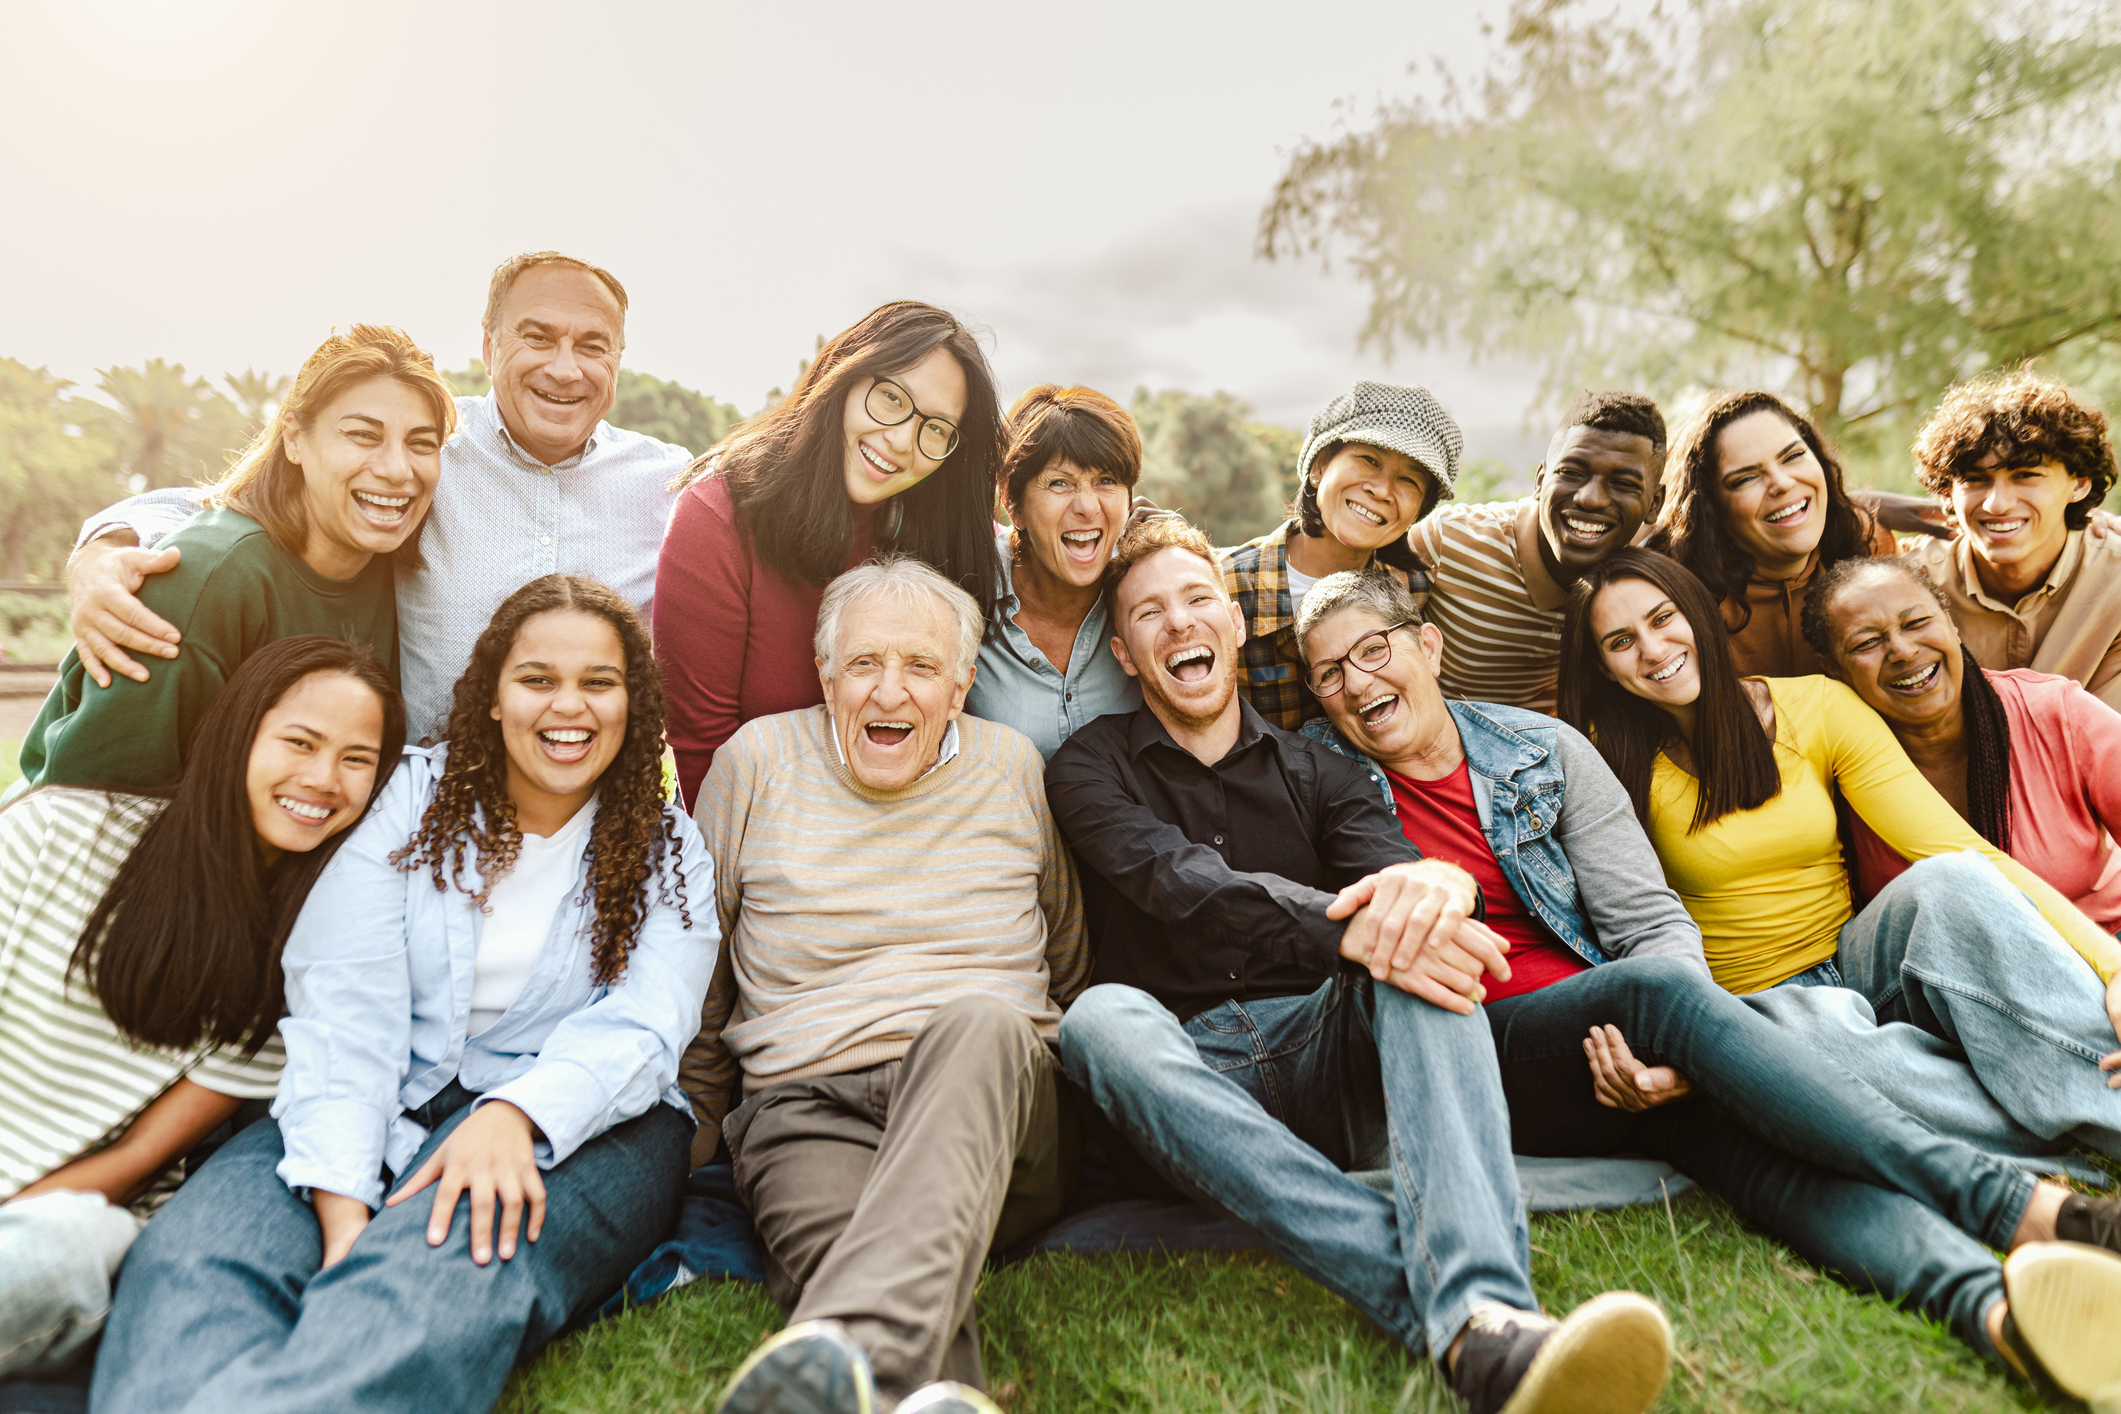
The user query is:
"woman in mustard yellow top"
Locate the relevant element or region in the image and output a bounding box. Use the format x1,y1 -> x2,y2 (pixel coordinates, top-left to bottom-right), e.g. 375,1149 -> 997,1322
1558,549 -> 2121,1162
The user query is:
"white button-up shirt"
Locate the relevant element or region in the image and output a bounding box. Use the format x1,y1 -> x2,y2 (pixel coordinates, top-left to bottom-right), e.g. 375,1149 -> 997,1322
83,392 -> 692,740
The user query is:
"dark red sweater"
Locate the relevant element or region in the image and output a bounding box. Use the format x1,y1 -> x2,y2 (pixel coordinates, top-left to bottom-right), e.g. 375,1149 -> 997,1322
656,475 -> 875,808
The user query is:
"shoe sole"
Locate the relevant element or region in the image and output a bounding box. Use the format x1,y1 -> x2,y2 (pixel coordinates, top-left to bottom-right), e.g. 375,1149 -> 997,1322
1498,1291 -> 1672,1414
718,1322 -> 876,1414
897,1382 -> 1005,1413
2005,1241 -> 2121,1406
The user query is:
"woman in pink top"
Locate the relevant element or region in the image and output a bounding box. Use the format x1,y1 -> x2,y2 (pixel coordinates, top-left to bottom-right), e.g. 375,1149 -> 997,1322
654,303 -> 1004,807
1803,555 -> 2121,934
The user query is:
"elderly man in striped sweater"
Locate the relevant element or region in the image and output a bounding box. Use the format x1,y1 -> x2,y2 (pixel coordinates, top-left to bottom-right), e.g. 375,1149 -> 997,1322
683,555 -> 1088,1414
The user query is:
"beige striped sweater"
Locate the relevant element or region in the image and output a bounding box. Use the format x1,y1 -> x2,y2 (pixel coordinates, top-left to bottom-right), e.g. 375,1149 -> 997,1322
680,707 -> 1087,1152
1409,497 -> 1573,714
0,788 -> 283,1205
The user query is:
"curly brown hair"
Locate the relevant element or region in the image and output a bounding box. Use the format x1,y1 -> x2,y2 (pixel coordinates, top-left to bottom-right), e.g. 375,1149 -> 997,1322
1911,370 -> 2116,530
393,575 -> 689,984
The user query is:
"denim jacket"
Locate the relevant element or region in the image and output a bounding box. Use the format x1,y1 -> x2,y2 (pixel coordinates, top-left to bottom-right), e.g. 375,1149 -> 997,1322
1301,700 -> 1706,972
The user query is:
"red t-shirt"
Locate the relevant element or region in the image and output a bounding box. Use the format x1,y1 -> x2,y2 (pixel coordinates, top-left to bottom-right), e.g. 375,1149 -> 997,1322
1382,761 -> 1590,1003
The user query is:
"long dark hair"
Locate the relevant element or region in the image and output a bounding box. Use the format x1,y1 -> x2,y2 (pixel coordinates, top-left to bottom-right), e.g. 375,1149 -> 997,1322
1800,555 -> 2013,851
71,637 -> 406,1053
1646,390 -> 1872,630
682,302 -> 1003,621
393,575 -> 690,985
1558,548 -> 1782,831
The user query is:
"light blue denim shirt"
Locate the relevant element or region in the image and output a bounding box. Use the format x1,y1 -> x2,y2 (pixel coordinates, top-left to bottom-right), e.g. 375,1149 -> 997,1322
964,532 -> 1143,760
272,745 -> 720,1208
1301,699 -> 1706,974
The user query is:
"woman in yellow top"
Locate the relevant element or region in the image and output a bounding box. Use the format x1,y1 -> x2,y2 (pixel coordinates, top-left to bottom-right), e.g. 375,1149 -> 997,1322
1557,548 -> 2121,1164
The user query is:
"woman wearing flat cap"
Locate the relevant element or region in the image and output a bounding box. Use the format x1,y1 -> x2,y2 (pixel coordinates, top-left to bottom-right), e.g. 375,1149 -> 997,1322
1220,380 -> 1462,729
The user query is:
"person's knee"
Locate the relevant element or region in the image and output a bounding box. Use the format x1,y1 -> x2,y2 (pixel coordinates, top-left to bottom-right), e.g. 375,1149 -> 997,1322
922,993 -> 1040,1058
1058,984 -> 1165,1058
1897,851 -> 2006,902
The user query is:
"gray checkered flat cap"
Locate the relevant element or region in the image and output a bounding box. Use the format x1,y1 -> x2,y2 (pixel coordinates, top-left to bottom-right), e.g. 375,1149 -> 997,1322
1297,381 -> 1465,504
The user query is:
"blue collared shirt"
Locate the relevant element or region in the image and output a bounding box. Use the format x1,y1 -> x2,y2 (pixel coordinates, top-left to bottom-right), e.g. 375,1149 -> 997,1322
80,393 -> 692,742
271,746 -> 720,1208
964,533 -> 1142,760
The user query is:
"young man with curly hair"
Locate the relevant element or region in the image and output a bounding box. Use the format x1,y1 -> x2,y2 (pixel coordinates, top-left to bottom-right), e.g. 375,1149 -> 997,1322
1903,370 -> 2121,709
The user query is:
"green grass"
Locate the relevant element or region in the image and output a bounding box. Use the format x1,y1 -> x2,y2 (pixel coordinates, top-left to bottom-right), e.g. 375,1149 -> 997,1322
495,1188 -> 2043,1413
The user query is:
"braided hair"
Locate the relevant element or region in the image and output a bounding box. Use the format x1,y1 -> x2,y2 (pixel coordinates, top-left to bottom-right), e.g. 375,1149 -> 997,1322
1800,555 -> 2012,851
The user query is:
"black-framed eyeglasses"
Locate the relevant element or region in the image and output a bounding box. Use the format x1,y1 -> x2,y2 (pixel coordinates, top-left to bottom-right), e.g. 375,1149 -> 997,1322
1305,620 -> 1414,697
865,379 -> 961,462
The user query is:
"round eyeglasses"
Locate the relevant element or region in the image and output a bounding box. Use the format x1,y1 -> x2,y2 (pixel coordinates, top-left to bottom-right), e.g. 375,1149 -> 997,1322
1305,620 -> 1415,697
865,379 -> 961,462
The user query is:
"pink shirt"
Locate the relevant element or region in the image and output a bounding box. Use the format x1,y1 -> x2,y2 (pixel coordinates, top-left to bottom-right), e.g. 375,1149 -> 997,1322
1852,669 -> 2121,931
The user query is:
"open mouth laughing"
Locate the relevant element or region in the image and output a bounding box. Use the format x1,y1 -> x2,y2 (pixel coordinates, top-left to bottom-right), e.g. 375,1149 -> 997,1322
858,442 -> 903,481
537,726 -> 595,764
1164,644 -> 1215,684
1886,661 -> 1943,696
1059,528 -> 1103,564
863,719 -> 914,747
1643,651 -> 1689,685
1559,513 -> 1615,545
1344,500 -> 1388,529
1763,497 -> 1812,528
1353,689 -> 1400,731
1977,517 -> 2028,539
274,795 -> 335,826
353,489 -> 413,528
530,387 -> 586,409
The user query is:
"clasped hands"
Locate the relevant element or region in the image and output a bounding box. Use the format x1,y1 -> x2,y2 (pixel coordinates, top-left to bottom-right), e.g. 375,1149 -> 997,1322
1327,860 -> 1509,1015
312,1100 -> 546,1270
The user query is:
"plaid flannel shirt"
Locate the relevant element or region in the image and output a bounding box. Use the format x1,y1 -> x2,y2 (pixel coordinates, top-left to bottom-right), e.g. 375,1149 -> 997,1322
1218,520 -> 1430,732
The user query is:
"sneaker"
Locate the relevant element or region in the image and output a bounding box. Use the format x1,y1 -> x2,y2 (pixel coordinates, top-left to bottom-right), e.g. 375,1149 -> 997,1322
716,1319 -> 876,1414
2001,1241 -> 2121,1409
1449,1293 -> 1672,1414
2056,1192 -> 2121,1257
895,1382 -> 1004,1413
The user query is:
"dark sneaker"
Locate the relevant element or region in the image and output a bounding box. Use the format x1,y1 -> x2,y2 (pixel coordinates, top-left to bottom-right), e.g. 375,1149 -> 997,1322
2002,1241 -> 2121,1409
2055,1193 -> 2121,1257
717,1319 -> 876,1414
1449,1294 -> 1671,1414
895,1382 -> 1004,1413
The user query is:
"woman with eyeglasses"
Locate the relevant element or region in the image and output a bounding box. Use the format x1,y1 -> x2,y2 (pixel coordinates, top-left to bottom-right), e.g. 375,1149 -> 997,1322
654,302 -> 1004,808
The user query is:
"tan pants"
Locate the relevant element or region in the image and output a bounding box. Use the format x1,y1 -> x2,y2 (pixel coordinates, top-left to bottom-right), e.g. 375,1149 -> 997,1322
723,996 -> 1070,1404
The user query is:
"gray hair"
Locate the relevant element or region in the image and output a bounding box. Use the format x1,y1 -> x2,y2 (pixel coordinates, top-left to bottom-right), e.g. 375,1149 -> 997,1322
814,554 -> 984,683
1294,568 -> 1426,663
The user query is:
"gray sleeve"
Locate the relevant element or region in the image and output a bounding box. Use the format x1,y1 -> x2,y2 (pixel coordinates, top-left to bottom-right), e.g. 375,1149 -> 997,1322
75,487 -> 204,553
1552,724 -> 1710,974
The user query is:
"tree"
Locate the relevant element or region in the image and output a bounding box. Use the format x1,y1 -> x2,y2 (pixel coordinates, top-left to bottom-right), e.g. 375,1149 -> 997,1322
223,368 -> 290,434
1131,389 -> 1295,547
82,359 -> 245,491
1262,0 -> 2121,472
0,360 -> 121,581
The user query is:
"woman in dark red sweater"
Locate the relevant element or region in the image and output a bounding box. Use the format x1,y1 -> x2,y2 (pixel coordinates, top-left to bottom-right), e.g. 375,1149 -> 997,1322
655,302 -> 1004,806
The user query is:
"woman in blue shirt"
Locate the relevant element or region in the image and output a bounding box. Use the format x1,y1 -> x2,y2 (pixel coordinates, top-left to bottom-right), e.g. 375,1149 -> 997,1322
93,575 -> 719,1414
964,385 -> 1144,758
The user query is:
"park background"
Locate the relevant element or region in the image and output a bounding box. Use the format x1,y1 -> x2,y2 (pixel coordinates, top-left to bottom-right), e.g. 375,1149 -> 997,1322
3,0 -> 2120,1408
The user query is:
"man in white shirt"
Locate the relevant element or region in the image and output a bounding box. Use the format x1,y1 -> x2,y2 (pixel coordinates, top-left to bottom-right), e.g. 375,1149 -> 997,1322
62,251 -> 692,740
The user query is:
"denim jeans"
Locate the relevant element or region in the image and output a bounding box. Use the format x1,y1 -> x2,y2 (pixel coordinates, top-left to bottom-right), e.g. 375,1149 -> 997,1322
1059,972 -> 1536,1359
1827,854 -> 2121,1159
0,1192 -> 141,1378
1487,954 -> 2033,1355
89,1086 -> 693,1414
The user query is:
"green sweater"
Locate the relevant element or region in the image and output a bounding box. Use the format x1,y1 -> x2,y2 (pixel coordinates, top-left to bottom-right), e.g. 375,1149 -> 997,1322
17,507 -> 398,792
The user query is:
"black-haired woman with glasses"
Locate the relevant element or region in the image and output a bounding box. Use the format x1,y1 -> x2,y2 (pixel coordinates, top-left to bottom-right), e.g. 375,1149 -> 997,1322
655,302 -> 1005,807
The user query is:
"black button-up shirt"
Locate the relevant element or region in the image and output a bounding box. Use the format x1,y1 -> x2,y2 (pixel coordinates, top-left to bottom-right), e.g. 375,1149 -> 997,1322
1045,698 -> 1419,1021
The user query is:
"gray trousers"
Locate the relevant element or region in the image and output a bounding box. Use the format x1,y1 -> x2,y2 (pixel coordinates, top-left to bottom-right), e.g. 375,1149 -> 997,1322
723,996 -> 1070,1404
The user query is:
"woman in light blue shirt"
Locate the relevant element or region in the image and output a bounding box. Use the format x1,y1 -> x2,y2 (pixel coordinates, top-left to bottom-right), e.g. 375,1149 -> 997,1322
93,575 -> 719,1414
965,385 -> 1145,759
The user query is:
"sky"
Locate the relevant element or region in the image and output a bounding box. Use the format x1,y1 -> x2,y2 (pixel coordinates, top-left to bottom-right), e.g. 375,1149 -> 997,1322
0,0 -> 1548,462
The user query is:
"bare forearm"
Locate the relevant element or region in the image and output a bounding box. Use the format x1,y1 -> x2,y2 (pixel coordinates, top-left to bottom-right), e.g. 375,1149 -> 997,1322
13,1081 -> 241,1206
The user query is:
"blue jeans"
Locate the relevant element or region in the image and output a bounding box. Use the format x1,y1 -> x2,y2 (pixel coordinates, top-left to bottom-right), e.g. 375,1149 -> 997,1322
1059,973 -> 1536,1359
1488,954 -> 2032,1355
89,1086 -> 693,1414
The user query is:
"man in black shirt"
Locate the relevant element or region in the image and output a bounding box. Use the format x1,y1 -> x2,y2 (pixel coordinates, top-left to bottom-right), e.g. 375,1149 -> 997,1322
1046,515 -> 1672,1414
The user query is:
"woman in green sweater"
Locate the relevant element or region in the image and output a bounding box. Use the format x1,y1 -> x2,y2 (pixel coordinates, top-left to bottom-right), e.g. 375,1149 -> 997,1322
14,324 -> 454,795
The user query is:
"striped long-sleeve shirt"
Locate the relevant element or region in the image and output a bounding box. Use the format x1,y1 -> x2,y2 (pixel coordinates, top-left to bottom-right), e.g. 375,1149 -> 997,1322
1408,498 -> 1573,714
678,707 -> 1087,1155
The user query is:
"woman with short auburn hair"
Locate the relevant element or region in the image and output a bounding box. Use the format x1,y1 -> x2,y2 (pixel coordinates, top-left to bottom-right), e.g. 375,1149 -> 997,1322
654,302 -> 1005,806
13,324 -> 453,797
963,384 -> 1145,758
1644,390 -> 1894,680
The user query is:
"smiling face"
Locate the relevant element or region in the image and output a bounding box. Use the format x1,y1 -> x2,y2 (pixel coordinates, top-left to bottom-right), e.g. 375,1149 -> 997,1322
817,591 -> 973,792
1710,410 -> 1831,578
490,608 -> 629,832
282,375 -> 444,581
1306,607 -> 1450,763
1110,546 -> 1247,733
1590,575 -> 1704,711
245,670 -> 388,863
841,347 -> 969,508
1010,456 -> 1131,591
1949,453 -> 2091,583
481,264 -> 624,466
1535,426 -> 1658,580
1821,565 -> 1965,733
1310,442 -> 1435,551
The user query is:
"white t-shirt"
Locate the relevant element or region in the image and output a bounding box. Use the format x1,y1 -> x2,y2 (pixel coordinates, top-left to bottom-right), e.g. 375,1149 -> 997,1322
468,801 -> 596,1037
1285,562 -> 1322,616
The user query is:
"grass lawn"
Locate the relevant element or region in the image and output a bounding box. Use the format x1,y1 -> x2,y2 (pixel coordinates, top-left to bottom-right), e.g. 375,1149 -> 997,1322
495,1186 -> 2048,1414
